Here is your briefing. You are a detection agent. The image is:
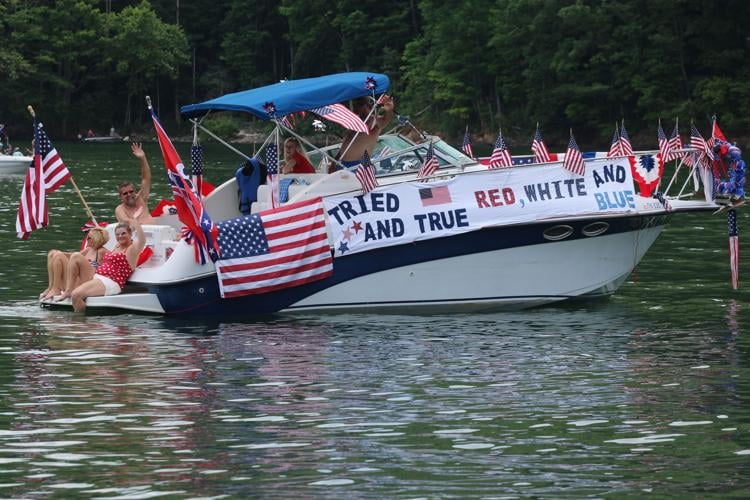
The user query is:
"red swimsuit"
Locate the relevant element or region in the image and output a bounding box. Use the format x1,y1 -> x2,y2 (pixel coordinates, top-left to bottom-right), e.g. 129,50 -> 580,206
95,252 -> 133,289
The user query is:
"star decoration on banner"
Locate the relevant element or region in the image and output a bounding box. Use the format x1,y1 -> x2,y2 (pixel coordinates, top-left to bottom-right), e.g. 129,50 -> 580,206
342,227 -> 353,241
338,241 -> 349,254
352,221 -> 363,233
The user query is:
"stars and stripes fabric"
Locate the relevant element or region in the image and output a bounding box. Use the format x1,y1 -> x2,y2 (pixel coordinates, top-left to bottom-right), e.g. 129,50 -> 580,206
489,130 -> 512,169
462,130 -> 474,159
280,111 -> 306,130
310,103 -> 368,133
190,144 -> 204,199
619,121 -> 634,156
266,143 -> 280,209
690,123 -> 714,166
215,197 -> 333,298
728,209 -> 740,290
607,123 -> 621,157
417,141 -> 440,179
531,125 -> 551,163
150,108 -> 220,264
666,121 -> 684,162
563,131 -> 586,176
355,150 -> 378,194
657,121 -> 672,162
15,121 -> 71,239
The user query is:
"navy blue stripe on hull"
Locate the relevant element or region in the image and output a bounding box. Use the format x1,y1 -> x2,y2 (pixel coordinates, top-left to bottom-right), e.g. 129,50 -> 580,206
150,214 -> 669,316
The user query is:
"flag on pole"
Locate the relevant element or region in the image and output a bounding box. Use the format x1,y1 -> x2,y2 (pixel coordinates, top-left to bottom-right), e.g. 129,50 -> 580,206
462,129 -> 474,158
708,116 -> 727,150
15,121 -> 71,239
619,120 -> 634,156
728,209 -> 739,290
607,123 -> 621,157
666,119 -> 684,162
563,130 -> 586,176
310,104 -> 368,133
266,143 -> 280,209
215,197 -> 333,298
657,120 -> 671,162
690,122 -> 714,166
150,107 -> 220,264
355,150 -> 378,194
190,144 -> 204,199
489,130 -> 513,169
417,141 -> 440,179
531,124 -> 551,163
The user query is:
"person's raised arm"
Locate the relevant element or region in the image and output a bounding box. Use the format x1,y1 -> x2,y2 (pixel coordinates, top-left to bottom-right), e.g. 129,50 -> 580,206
376,95 -> 394,131
126,218 -> 147,269
131,143 -> 152,202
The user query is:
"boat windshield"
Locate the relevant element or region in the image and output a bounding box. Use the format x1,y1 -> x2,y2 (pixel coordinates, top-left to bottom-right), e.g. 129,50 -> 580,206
306,134 -> 470,177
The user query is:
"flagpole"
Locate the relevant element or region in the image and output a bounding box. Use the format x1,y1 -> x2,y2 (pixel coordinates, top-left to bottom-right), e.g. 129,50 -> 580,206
27,105 -> 97,225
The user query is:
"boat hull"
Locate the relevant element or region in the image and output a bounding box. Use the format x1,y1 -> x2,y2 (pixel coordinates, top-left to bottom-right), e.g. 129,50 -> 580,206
0,156 -> 31,174
147,213 -> 669,316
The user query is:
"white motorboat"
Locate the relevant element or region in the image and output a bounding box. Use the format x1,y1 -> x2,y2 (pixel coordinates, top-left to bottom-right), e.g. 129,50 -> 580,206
0,154 -> 31,174
41,72 -> 721,316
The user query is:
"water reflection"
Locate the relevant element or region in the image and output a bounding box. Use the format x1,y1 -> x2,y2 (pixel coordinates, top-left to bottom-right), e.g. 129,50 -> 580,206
0,302 -> 747,496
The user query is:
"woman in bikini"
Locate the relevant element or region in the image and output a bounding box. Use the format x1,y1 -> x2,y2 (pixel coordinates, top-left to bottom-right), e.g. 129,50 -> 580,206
40,227 -> 109,300
70,218 -> 146,312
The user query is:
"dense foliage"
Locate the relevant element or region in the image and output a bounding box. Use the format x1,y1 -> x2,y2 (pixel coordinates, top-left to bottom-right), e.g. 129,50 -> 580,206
1,0 -> 748,149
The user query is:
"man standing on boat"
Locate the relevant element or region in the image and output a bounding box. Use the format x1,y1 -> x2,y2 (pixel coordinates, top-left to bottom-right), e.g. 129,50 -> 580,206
335,94 -> 394,170
115,142 -> 155,224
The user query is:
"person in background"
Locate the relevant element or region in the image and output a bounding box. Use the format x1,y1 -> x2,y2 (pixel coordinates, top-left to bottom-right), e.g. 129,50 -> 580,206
70,219 -> 145,312
282,137 -> 316,174
115,143 -> 155,224
39,227 -> 109,301
333,94 -> 394,172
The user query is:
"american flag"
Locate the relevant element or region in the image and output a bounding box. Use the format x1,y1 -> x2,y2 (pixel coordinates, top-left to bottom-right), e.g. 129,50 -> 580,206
355,150 -> 378,194
191,144 -> 204,199
531,125 -> 551,163
462,130 -> 474,158
16,121 -> 71,239
489,130 -> 512,169
657,120 -> 671,162
266,143 -> 280,208
666,120 -> 684,162
728,209 -> 739,290
563,131 -> 586,176
310,103 -> 368,133
619,121 -> 634,156
417,141 -> 440,178
215,197 -> 333,298
280,111 -> 306,130
607,123 -> 621,157
150,108 -> 220,264
690,122 -> 714,165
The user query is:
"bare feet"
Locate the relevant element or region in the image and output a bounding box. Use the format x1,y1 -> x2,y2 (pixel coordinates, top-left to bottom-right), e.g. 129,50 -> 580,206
40,288 -> 61,301
54,291 -> 71,302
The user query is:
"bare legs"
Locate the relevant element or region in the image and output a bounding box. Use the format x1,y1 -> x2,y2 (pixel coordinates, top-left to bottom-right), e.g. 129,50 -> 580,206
40,250 -> 69,300
71,278 -> 106,312
58,252 -> 96,301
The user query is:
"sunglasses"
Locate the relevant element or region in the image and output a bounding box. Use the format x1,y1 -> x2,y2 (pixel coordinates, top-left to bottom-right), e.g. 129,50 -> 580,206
120,190 -> 135,196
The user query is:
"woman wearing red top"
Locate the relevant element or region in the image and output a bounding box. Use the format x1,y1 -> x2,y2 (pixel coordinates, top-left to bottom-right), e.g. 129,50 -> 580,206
70,218 -> 146,312
282,137 -> 316,174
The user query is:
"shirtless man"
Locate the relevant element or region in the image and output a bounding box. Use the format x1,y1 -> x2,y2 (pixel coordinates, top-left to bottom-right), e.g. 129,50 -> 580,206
335,94 -> 394,170
115,143 -> 156,224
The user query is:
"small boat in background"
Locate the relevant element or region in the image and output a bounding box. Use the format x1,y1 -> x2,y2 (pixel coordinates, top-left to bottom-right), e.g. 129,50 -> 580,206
0,154 -> 31,174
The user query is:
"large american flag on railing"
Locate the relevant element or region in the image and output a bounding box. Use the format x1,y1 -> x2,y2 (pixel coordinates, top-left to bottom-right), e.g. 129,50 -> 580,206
310,103 -> 368,133
16,121 -> 71,239
215,197 -> 333,298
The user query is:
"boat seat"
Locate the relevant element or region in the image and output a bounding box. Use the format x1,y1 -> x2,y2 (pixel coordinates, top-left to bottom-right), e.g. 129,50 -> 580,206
105,224 -> 179,268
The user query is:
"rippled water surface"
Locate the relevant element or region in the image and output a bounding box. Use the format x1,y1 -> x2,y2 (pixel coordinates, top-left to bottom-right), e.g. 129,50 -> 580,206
0,143 -> 748,497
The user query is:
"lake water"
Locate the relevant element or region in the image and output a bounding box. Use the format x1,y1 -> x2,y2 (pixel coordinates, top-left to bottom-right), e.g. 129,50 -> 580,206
0,143 -> 748,497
